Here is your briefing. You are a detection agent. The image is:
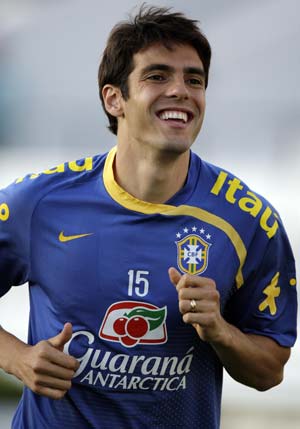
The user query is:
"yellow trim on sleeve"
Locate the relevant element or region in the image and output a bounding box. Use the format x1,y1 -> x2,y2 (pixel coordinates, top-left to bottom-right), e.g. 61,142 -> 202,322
103,147 -> 247,288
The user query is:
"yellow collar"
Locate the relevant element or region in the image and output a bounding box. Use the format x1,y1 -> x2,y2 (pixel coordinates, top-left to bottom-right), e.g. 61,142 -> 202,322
103,146 -> 176,214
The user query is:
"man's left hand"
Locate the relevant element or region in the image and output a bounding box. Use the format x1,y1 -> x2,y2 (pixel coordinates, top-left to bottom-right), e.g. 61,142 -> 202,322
169,267 -> 230,345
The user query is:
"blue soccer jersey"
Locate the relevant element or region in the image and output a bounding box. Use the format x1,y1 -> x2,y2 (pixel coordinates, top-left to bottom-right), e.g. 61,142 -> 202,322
0,147 -> 297,428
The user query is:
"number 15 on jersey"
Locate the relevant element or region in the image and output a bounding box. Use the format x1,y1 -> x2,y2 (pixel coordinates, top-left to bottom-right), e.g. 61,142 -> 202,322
128,270 -> 150,297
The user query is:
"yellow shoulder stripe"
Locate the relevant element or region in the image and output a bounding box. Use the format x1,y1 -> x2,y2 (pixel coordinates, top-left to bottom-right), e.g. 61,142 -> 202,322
103,147 -> 246,288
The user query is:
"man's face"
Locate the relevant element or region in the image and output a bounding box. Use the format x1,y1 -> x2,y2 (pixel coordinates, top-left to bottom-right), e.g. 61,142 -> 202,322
118,43 -> 206,154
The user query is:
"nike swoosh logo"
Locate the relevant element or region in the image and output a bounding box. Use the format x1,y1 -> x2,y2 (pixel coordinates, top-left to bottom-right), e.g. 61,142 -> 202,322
59,231 -> 94,242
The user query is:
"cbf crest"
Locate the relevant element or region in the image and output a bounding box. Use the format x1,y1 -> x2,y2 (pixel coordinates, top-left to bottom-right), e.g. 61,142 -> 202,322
175,226 -> 212,275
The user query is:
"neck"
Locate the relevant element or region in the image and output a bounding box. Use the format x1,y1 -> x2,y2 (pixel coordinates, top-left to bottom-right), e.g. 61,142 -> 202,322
114,142 -> 190,204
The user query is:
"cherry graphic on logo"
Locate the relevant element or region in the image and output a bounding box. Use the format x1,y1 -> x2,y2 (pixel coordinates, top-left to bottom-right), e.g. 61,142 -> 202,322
113,317 -> 128,336
126,316 -> 149,339
120,335 -> 138,347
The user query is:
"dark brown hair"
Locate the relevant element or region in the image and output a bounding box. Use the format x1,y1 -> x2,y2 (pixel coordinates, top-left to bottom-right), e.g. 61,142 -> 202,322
98,5 -> 212,135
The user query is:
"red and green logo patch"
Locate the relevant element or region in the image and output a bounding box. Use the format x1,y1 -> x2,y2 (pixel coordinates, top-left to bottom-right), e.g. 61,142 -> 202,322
99,301 -> 167,347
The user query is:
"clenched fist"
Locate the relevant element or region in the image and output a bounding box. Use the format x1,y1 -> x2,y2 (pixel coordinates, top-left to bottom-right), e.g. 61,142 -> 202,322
12,323 -> 79,399
169,267 -> 230,345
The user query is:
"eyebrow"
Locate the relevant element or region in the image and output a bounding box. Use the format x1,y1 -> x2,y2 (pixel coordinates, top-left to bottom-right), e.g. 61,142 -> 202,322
141,64 -> 205,78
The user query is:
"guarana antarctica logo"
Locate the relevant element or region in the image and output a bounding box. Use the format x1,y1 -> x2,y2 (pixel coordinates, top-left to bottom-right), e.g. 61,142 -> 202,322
99,301 -> 168,348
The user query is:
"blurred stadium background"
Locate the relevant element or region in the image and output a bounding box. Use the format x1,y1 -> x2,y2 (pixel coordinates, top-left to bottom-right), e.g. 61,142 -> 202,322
0,1 -> 299,428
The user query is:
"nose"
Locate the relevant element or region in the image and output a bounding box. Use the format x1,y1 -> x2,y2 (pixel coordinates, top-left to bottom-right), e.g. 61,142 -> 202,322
165,76 -> 189,100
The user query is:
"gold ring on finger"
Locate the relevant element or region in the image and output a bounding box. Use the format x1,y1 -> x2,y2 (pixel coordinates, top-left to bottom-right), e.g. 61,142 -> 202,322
190,299 -> 197,312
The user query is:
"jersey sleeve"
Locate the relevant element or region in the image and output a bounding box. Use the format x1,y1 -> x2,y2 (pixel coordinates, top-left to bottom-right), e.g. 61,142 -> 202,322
0,178 -> 34,297
224,219 -> 297,347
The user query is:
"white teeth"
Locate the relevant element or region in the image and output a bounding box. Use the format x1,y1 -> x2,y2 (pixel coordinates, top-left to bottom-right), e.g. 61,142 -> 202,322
159,110 -> 188,123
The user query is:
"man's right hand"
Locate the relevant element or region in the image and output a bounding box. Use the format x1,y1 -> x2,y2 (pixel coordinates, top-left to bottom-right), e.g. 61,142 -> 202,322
11,323 -> 79,400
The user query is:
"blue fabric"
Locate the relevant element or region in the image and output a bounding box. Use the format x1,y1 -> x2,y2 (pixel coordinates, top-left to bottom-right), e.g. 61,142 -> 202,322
0,150 -> 297,428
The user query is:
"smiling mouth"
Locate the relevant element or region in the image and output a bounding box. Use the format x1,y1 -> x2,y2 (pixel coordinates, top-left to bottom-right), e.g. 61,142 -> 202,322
156,109 -> 194,124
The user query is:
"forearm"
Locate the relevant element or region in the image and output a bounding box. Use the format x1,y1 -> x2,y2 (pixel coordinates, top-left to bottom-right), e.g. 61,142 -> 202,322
169,269 -> 291,392
0,324 -> 79,399
210,322 -> 290,391
0,326 -> 28,378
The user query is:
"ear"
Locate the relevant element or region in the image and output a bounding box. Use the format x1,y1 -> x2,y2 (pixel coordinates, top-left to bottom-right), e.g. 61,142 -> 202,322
102,84 -> 124,118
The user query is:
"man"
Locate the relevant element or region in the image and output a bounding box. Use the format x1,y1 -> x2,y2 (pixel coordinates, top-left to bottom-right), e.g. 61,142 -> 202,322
0,5 -> 297,429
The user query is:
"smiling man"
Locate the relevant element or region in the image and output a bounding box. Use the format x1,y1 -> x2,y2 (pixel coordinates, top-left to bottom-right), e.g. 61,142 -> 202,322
103,43 -> 206,205
0,5 -> 297,429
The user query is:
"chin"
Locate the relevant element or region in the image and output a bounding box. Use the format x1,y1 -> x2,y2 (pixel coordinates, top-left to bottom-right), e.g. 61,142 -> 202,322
157,139 -> 193,155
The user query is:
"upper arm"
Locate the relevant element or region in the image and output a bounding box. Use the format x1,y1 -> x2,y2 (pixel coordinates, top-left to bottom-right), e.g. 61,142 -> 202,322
225,220 -> 297,349
0,182 -> 33,296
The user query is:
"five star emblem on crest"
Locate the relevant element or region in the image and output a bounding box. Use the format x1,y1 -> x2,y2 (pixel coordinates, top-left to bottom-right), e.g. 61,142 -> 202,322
175,226 -> 212,275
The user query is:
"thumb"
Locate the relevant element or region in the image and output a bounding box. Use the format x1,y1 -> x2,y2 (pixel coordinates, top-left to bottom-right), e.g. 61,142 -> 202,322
168,267 -> 182,288
48,322 -> 73,351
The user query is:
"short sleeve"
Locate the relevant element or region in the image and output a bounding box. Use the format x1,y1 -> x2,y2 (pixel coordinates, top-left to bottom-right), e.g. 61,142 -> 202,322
0,181 -> 33,297
224,221 -> 297,347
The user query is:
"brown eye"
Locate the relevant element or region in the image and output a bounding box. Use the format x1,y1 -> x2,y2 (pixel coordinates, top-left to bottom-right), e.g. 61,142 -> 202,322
147,74 -> 165,81
187,78 -> 204,86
